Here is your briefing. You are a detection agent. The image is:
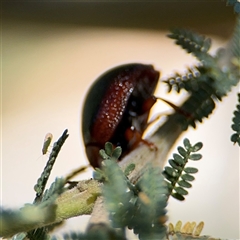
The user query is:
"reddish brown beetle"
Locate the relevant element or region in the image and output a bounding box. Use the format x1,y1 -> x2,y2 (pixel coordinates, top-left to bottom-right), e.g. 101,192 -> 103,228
82,63 -> 160,168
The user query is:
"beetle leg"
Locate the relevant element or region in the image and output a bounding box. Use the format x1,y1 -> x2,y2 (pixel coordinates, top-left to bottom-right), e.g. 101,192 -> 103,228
125,127 -> 157,151
142,96 -> 157,113
140,138 -> 158,151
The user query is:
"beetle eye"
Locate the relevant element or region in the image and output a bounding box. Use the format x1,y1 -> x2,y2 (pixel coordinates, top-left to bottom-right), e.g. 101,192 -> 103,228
128,99 -> 140,116
131,100 -> 137,108
128,110 -> 138,117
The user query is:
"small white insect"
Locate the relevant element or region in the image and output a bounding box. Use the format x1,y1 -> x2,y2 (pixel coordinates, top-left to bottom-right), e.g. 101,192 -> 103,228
42,133 -> 53,155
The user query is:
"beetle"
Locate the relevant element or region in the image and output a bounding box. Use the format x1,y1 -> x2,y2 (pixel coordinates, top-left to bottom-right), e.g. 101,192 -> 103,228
82,63 -> 160,168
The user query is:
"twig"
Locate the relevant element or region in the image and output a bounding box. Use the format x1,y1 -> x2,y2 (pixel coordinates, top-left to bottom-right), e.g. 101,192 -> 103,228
0,180 -> 101,238
33,129 -> 69,203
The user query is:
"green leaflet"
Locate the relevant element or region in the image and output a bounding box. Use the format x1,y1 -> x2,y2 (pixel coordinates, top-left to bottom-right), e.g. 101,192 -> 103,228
164,27 -> 239,130
231,93 -> 240,146
163,138 -> 203,201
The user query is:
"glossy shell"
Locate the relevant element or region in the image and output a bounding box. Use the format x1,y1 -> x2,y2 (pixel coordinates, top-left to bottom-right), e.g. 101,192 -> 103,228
82,63 -> 160,168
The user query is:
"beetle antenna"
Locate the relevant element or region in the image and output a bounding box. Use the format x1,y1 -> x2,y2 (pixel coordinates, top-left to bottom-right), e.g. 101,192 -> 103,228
156,97 -> 193,119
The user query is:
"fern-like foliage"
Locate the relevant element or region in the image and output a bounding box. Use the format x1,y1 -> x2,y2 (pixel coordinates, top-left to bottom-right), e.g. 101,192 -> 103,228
165,28 -> 239,130
27,130 -> 69,240
34,129 -> 69,202
52,225 -> 124,240
230,16 -> 240,68
167,220 -> 225,239
163,138 -> 203,201
168,28 -> 211,57
131,167 -> 168,240
27,177 -> 66,240
93,143 -> 168,240
1,130 -> 69,239
100,144 -> 135,230
231,93 -> 240,146
227,0 -> 240,13
1,177 -> 64,240
168,220 -> 204,238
